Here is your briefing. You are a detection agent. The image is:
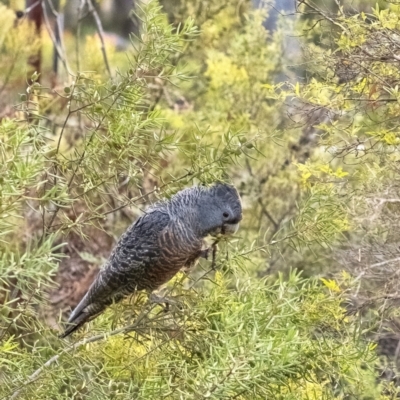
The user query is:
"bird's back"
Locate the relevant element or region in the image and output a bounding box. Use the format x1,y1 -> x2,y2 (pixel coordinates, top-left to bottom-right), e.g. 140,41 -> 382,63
61,208 -> 203,337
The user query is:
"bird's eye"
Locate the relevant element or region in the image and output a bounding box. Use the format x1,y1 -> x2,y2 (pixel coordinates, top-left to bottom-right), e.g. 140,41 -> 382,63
223,212 -> 229,219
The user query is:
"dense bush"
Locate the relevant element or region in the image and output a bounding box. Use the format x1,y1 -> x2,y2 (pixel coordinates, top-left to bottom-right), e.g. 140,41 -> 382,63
1,0 -> 397,398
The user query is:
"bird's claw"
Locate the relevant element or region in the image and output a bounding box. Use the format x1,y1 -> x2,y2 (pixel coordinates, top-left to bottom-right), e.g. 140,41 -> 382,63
200,248 -> 210,260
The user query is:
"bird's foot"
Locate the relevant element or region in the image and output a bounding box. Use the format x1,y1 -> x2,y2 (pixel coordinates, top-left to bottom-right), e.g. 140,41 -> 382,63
210,242 -> 219,270
200,247 -> 210,260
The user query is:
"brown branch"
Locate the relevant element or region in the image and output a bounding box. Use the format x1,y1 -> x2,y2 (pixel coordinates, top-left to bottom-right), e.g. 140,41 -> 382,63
86,0 -> 112,77
46,0 -> 70,76
257,197 -> 279,230
42,0 -> 71,75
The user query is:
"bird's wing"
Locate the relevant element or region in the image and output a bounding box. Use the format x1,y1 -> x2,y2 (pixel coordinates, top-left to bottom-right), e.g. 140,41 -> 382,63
60,210 -> 170,337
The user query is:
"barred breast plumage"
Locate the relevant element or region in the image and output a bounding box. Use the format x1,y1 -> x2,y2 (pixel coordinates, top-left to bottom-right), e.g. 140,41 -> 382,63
60,183 -> 242,338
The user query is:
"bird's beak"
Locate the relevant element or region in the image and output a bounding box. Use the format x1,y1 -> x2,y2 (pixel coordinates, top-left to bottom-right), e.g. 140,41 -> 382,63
223,222 -> 240,235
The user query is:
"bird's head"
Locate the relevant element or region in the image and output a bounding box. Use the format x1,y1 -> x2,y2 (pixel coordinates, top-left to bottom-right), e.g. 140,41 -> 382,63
196,183 -> 242,237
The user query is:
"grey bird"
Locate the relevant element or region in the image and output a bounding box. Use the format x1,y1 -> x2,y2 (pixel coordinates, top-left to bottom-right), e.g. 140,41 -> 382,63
60,183 -> 242,338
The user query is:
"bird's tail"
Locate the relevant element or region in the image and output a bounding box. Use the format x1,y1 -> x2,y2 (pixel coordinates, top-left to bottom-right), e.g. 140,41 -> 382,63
59,311 -> 92,338
59,292 -> 105,338
59,291 -> 123,338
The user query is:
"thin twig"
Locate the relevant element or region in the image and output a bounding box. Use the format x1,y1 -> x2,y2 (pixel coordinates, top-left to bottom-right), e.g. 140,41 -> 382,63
86,0 -> 112,77
24,0 -> 41,14
75,0 -> 86,72
42,0 -> 71,75
46,0 -> 69,76
257,197 -> 279,230
369,257 -> 400,269
298,0 -> 348,33
188,238 -> 220,289
333,0 -> 343,16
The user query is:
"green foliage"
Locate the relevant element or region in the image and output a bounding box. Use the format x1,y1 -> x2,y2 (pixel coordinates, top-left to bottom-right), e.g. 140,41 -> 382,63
0,0 -> 390,398
291,0 -> 400,392
0,272 -> 378,399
